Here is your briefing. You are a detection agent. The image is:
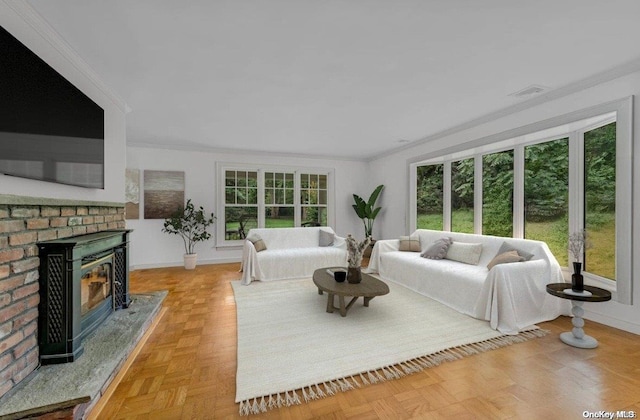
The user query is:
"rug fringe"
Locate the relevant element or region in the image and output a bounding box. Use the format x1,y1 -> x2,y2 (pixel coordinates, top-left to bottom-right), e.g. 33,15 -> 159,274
237,328 -> 549,415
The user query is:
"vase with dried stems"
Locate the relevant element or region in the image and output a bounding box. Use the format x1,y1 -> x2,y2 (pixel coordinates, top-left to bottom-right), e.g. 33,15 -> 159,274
568,229 -> 591,292
345,234 -> 370,284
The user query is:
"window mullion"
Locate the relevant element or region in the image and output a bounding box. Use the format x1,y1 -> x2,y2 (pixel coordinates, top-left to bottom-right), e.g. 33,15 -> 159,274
443,161 -> 451,231
568,130 -> 584,261
513,145 -> 525,238
409,164 -> 418,233
473,155 -> 483,235
257,170 -> 265,228
294,170 -> 301,227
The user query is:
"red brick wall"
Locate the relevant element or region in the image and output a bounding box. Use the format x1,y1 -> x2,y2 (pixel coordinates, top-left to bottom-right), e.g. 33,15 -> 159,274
0,203 -> 125,399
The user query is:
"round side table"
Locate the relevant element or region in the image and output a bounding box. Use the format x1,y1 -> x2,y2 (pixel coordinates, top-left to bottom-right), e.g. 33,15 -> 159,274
546,283 -> 611,349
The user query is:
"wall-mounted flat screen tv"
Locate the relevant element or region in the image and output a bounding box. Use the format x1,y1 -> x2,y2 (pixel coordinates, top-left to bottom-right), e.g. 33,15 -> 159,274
0,25 -> 105,189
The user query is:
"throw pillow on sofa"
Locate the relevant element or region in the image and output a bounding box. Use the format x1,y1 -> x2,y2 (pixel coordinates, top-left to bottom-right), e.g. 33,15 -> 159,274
487,250 -> 525,270
420,237 -> 452,259
319,230 -> 335,247
247,235 -> 267,252
399,235 -> 421,252
496,241 -> 534,261
445,242 -> 483,265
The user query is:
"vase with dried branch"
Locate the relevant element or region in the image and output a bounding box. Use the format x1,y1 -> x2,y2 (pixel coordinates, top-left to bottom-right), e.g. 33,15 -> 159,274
345,234 -> 370,284
568,229 -> 591,292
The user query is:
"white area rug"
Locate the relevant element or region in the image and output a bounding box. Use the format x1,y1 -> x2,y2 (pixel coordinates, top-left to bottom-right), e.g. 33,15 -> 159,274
232,277 -> 546,415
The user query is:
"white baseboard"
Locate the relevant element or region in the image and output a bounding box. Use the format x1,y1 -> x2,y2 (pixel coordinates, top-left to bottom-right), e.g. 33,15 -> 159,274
584,309 -> 640,335
130,257 -> 241,271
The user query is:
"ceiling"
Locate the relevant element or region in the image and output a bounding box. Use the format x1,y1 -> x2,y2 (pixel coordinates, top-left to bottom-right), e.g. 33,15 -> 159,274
27,0 -> 640,160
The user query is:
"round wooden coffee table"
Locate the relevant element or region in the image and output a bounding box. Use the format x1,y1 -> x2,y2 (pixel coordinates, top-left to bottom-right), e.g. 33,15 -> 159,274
313,268 -> 389,317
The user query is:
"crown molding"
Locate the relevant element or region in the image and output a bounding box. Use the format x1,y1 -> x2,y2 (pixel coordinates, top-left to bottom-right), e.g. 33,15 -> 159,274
2,1 -> 129,113
127,141 -> 369,163
368,56 -> 640,162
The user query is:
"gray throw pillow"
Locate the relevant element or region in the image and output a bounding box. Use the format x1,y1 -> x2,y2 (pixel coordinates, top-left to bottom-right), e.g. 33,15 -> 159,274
487,250 -> 525,270
399,235 -> 421,252
497,241 -> 534,261
420,237 -> 452,260
247,235 -> 267,252
319,230 -> 335,247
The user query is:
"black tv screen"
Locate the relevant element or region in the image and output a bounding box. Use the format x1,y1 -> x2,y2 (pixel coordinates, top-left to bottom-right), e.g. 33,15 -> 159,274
0,25 -> 105,189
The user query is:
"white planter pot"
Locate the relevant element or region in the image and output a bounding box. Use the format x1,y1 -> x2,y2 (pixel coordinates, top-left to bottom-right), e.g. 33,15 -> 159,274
183,253 -> 198,270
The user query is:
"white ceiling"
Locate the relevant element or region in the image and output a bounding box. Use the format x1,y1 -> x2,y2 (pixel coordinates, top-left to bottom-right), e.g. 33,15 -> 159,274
27,0 -> 640,160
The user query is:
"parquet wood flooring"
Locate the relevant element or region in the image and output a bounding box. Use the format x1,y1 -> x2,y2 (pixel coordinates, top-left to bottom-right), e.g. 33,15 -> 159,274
95,263 -> 640,419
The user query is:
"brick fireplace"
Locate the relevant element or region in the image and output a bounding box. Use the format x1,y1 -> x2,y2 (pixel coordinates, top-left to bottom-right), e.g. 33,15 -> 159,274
0,196 -> 125,399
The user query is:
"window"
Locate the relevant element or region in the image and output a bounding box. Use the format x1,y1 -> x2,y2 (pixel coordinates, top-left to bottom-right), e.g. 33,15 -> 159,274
482,150 -> 513,237
416,164 -> 443,230
264,171 -> 295,228
224,170 -> 258,240
409,97 -> 632,303
524,138 -> 569,266
451,158 -> 474,233
217,164 -> 333,245
300,173 -> 328,226
584,122 -> 616,280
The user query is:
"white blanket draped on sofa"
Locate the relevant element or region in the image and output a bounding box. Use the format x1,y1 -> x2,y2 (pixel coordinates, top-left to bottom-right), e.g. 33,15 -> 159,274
367,230 -> 571,334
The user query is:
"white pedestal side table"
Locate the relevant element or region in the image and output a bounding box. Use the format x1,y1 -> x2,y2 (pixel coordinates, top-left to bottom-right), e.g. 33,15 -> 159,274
546,283 -> 611,349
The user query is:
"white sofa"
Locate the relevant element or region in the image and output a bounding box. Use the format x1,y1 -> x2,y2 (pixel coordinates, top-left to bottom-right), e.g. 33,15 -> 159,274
240,227 -> 348,285
366,229 -> 571,334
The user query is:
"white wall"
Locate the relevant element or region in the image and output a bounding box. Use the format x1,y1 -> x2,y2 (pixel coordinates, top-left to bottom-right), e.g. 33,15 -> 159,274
126,146 -> 368,268
0,2 -> 127,203
368,71 -> 640,334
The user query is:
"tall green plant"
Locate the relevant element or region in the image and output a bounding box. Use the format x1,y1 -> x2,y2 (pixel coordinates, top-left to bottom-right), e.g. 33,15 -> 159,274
162,199 -> 216,255
352,184 -> 384,238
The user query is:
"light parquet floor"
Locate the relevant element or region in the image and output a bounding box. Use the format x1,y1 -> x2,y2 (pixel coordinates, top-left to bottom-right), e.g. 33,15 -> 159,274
96,263 -> 640,419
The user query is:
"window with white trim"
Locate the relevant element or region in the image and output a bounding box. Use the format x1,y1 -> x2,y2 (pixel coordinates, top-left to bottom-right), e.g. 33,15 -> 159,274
264,171 -> 295,228
223,169 -> 258,240
217,164 -> 334,246
482,150 -> 513,237
416,163 -> 443,230
451,158 -> 474,234
524,137 -> 569,266
300,173 -> 328,227
410,97 -> 632,304
583,122 -> 616,280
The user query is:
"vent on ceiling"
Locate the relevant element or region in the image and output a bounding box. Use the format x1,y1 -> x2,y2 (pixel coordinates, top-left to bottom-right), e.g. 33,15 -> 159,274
509,84 -> 550,98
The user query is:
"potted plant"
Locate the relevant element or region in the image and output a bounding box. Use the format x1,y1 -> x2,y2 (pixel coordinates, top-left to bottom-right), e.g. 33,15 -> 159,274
162,199 -> 216,269
352,184 -> 384,257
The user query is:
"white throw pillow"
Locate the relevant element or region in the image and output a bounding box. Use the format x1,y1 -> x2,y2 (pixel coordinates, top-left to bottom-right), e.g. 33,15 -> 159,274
445,242 -> 483,265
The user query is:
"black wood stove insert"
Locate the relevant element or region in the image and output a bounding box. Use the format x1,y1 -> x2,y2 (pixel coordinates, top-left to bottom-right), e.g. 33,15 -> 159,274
37,230 -> 131,364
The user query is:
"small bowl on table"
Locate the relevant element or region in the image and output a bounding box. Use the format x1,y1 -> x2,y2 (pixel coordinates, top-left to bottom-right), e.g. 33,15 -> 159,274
334,270 -> 346,282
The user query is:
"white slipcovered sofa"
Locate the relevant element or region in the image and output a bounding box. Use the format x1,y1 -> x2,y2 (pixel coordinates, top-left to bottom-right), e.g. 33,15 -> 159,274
240,227 -> 348,285
367,229 -> 571,334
